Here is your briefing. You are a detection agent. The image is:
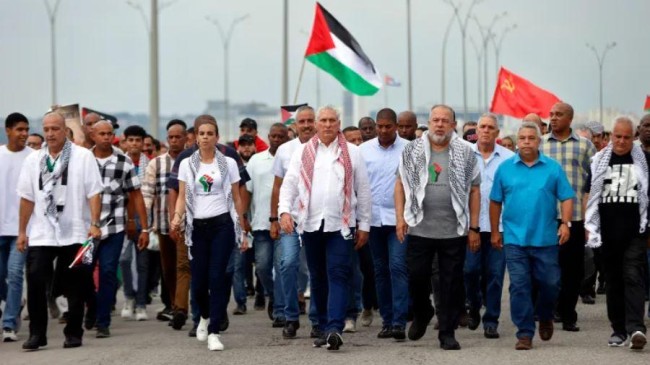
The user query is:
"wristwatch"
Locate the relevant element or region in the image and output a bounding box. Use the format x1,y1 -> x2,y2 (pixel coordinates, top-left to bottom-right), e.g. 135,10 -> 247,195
469,226 -> 480,233
91,221 -> 101,228
561,221 -> 572,228
269,217 -> 279,222
141,228 -> 151,234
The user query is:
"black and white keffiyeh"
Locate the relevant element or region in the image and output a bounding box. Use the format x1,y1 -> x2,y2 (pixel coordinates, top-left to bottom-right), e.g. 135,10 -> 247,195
398,131 -> 477,236
39,140 -> 72,235
585,143 -> 649,248
184,149 -> 242,259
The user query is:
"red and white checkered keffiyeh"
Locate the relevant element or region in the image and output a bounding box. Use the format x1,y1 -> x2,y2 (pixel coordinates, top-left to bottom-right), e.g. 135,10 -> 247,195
296,132 -> 353,238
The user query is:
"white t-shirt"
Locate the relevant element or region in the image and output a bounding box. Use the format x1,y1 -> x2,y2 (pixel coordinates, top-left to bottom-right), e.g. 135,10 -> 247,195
178,156 -> 240,219
246,150 -> 275,231
0,145 -> 33,236
16,144 -> 104,246
272,138 -> 302,178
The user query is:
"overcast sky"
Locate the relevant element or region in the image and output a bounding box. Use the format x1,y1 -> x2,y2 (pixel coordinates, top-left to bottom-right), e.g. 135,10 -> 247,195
1,0 -> 649,122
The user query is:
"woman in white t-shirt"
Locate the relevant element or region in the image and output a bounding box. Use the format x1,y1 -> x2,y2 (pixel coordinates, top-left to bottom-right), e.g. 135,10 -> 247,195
171,119 -> 248,351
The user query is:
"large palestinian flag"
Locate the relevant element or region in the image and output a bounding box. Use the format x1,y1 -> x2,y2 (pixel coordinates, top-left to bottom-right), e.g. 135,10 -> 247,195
281,103 -> 308,125
305,3 -> 381,96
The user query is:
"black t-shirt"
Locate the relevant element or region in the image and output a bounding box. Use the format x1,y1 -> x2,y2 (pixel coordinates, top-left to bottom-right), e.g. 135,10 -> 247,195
595,152 -> 649,242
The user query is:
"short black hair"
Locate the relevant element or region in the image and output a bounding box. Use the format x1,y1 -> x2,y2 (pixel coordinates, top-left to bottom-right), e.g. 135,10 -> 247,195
30,133 -> 44,143
144,134 -> 154,141
5,112 -> 29,129
239,118 -> 258,130
166,119 -> 187,131
342,126 -> 359,134
376,108 -> 397,123
417,125 -> 428,131
123,125 -> 147,139
153,138 -> 161,151
238,134 -> 255,145
187,127 -> 195,134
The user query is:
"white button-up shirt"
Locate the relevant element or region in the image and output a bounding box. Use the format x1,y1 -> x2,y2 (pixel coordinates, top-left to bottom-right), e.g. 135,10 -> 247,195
360,136 -> 408,227
246,150 -> 275,231
279,138 -> 372,233
472,143 -> 514,232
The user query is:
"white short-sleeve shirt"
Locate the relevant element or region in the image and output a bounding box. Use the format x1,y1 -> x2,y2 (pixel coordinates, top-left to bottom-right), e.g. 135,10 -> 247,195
0,145 -> 33,236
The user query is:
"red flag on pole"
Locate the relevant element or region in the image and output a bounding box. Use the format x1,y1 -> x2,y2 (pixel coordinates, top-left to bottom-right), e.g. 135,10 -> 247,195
489,67 -> 561,119
644,95 -> 650,112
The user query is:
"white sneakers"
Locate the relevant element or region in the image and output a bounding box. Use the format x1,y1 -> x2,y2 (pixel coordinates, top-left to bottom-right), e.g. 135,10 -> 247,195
2,329 -> 17,342
629,331 -> 647,350
135,307 -> 149,321
208,334 -> 224,351
343,319 -> 357,333
196,317 -> 209,342
121,299 -> 134,319
360,309 -> 374,327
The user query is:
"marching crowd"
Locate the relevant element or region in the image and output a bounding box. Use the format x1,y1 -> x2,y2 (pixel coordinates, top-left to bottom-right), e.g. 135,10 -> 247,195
1,103 -> 650,353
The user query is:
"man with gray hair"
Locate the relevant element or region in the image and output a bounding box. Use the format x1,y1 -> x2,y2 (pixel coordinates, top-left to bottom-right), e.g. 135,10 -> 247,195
279,105 -> 371,350
395,104 -> 481,350
490,121 -> 574,350
584,116 -> 648,350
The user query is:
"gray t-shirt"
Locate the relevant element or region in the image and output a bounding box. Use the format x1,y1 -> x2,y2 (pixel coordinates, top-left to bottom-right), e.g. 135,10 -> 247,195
409,146 -> 480,239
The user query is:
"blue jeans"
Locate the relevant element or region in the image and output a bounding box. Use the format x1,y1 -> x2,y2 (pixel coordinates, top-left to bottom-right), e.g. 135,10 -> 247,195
464,232 -> 506,329
120,232 -> 149,307
346,250 -> 362,320
278,231 -> 303,322
94,232 -> 125,329
368,226 -> 409,328
254,230 -> 285,320
0,236 -> 25,330
190,214 -> 235,334
303,228 -> 354,334
504,244 -> 560,339
229,247 -> 247,307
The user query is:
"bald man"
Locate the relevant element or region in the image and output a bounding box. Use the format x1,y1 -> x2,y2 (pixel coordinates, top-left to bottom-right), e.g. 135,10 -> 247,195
397,111 -> 418,141
522,113 -> 543,131
82,113 -> 101,149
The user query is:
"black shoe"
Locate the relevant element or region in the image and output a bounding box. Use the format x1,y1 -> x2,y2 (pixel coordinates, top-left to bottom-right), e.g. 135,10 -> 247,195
457,310 -> 469,328
267,298 -> 274,320
313,334 -> 327,348
310,326 -> 323,339
188,323 -> 198,337
484,326 -> 499,339
233,305 -> 247,315
467,309 -> 481,331
22,335 -> 47,350
63,335 -> 82,348
298,300 -> 307,315
392,326 -> 406,341
377,325 -> 393,339
326,332 -> 343,350
247,287 -> 256,297
440,336 -> 461,350
596,283 -> 606,295
220,313 -> 230,332
254,294 -> 265,311
562,323 -> 580,332
272,317 -> 286,328
157,307 -> 174,321
59,311 -> 69,324
171,312 -> 187,330
282,320 -> 300,339
581,295 -> 595,305
96,327 -> 111,338
408,308 -> 434,341
84,309 -> 96,330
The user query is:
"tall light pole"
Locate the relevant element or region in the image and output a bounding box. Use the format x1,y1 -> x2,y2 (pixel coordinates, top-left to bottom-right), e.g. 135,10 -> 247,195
406,0 -> 413,110
282,0 -> 289,105
492,24 -> 517,75
206,14 -> 249,141
443,0 -> 482,121
44,0 -> 63,105
472,12 -> 506,111
586,41 -> 617,123
440,12 -> 455,104
469,36 -> 482,111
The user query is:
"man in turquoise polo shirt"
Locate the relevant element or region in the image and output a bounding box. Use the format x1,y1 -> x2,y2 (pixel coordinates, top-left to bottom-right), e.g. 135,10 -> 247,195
489,122 -> 575,351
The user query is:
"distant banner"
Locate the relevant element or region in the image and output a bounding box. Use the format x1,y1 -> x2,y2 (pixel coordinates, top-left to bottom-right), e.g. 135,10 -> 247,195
281,103 -> 308,125
55,103 -> 83,145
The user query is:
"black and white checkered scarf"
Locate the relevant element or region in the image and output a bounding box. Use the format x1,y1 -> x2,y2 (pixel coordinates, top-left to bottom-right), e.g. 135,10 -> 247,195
39,140 -> 72,235
585,143 -> 648,247
184,149 -> 242,259
398,132 -> 477,236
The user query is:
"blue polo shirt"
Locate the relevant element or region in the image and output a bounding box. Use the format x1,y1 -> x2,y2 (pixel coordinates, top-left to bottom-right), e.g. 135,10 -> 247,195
490,152 -> 575,247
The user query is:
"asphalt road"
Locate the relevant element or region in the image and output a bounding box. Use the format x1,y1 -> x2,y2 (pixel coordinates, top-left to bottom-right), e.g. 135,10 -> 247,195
2,288 -> 650,365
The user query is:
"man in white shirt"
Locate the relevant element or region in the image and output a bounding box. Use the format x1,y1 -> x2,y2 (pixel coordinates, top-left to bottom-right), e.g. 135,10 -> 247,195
0,113 -> 32,342
17,112 -> 103,350
270,105 -> 319,338
279,105 -> 371,350
245,123 -> 289,328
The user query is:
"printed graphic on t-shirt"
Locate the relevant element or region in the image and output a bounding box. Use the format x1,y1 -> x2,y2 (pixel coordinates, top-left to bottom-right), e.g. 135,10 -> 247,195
601,164 -> 637,203
199,174 -> 214,193
428,162 -> 442,184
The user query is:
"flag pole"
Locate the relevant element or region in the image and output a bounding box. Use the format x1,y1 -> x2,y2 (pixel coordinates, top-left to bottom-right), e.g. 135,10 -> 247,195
293,58 -> 307,104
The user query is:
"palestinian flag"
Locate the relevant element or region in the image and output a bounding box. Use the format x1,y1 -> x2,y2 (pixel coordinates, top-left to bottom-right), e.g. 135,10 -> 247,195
305,3 -> 381,96
644,95 -> 650,112
68,238 -> 95,268
281,103 -> 308,125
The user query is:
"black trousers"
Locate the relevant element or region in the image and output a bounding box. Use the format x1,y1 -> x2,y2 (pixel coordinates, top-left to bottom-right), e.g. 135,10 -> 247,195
407,235 -> 466,339
581,247 -> 604,297
27,244 -> 90,339
557,220 -> 585,324
602,235 -> 648,335
358,244 -> 378,310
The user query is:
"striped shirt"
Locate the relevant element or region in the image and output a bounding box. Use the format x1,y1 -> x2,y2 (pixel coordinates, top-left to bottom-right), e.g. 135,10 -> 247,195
541,129 -> 596,221
142,153 -> 174,235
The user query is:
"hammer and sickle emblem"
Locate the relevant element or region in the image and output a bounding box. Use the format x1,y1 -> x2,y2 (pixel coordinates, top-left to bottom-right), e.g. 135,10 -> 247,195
501,76 -> 515,93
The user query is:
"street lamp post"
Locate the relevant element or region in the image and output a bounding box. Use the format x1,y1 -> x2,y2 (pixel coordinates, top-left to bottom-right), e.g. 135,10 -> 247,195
43,0 -> 63,106
492,24 -> 517,76
469,36 -> 482,111
406,0 -> 413,110
443,0 -> 482,121
440,12 -> 455,104
282,0 -> 288,105
206,14 -> 249,141
586,42 -> 617,124
472,12 -> 506,111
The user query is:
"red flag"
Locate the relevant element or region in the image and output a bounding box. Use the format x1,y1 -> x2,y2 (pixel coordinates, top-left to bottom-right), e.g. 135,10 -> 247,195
490,67 -> 561,119
644,95 -> 650,112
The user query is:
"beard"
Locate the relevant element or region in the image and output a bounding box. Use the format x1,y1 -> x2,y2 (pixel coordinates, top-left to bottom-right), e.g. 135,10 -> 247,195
429,130 -> 453,145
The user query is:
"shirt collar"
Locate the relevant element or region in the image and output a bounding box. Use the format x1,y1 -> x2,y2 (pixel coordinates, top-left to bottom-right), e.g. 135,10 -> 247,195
373,136 -> 400,150
513,151 -> 546,166
547,128 -> 580,143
